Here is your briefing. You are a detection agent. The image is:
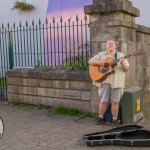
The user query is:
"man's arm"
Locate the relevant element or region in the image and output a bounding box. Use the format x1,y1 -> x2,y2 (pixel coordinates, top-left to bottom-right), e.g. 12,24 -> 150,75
88,58 -> 106,66
119,58 -> 129,72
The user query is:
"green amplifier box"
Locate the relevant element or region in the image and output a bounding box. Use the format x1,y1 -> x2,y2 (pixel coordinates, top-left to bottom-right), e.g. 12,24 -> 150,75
120,87 -> 143,124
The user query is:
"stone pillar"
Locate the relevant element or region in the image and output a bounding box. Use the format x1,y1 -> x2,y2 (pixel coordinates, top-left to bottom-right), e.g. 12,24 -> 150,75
84,0 -> 140,87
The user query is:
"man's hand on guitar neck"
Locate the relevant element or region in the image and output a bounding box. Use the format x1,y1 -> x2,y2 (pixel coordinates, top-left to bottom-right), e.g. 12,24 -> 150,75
119,58 -> 129,72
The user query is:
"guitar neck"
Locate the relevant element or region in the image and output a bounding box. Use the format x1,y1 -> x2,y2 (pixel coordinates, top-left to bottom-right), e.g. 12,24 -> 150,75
117,53 -> 132,61
124,53 -> 132,59
111,53 -> 132,65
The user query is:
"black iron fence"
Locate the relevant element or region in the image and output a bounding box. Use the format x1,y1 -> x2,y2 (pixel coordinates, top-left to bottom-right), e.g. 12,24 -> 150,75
0,15 -> 90,100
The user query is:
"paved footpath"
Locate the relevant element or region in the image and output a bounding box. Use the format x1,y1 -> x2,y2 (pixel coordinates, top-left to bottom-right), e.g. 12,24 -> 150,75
0,102 -> 150,150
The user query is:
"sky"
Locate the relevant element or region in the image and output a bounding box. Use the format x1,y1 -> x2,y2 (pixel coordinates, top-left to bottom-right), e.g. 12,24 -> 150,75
47,0 -> 92,21
26,0 -> 32,4
131,0 -> 150,27
47,0 -> 92,13
46,0 -> 149,27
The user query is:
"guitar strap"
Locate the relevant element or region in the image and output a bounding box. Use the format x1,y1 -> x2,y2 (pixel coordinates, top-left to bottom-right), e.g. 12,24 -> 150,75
114,52 -> 118,66
114,52 -> 117,60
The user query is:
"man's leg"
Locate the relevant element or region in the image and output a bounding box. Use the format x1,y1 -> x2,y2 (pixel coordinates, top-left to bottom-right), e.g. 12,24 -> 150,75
96,102 -> 108,127
99,101 -> 108,117
111,100 -> 119,119
98,83 -> 111,117
96,83 -> 110,127
110,88 -> 123,128
111,100 -> 119,128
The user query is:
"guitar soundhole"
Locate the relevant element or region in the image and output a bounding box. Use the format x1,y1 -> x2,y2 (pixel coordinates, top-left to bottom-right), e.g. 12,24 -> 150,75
104,63 -> 109,68
102,68 -> 109,74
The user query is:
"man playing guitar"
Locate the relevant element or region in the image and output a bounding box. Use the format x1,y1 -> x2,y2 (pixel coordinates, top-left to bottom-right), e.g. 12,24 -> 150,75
88,40 -> 129,128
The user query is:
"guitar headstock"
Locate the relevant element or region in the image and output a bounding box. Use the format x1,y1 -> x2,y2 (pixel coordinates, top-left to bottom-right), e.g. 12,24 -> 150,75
131,50 -> 143,56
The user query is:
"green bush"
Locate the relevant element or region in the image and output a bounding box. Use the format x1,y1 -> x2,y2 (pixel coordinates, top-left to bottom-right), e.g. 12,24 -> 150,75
0,78 -> 7,87
58,54 -> 89,70
12,1 -> 34,11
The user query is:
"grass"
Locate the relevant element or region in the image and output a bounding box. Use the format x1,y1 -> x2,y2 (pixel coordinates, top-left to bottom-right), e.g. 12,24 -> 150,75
10,101 -> 97,120
54,106 -> 97,120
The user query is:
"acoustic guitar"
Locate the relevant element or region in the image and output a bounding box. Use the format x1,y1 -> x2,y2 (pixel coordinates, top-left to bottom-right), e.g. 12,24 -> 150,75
89,50 -> 142,82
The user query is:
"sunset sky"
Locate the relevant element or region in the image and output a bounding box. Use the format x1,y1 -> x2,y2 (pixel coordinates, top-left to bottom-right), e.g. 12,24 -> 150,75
46,0 -> 149,27
47,0 -> 92,13
47,0 -> 92,21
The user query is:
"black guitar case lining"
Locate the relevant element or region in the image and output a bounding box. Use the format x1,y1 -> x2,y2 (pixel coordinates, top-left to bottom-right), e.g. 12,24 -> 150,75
83,125 -> 150,147
83,124 -> 143,139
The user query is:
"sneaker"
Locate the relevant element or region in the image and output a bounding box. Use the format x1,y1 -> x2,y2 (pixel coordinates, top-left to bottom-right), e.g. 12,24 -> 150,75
112,119 -> 118,128
96,117 -> 104,127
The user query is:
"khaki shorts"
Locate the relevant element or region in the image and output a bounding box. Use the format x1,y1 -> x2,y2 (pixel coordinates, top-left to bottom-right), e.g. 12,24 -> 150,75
98,83 -> 124,102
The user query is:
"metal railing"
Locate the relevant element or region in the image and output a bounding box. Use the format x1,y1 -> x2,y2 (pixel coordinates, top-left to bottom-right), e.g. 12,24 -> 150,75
0,15 -> 90,100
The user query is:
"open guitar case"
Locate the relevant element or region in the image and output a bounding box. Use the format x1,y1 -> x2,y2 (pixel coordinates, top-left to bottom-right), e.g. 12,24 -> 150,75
83,124 -> 150,147
83,101 -> 150,147
83,99 -> 150,147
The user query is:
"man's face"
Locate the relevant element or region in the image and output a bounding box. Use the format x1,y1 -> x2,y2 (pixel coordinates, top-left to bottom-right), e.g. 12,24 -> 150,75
107,40 -> 116,53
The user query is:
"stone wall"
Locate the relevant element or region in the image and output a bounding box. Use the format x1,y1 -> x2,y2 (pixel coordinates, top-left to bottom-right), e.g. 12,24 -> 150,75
6,0 -> 150,114
7,68 -> 100,113
136,25 -> 150,103
84,0 -> 150,103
